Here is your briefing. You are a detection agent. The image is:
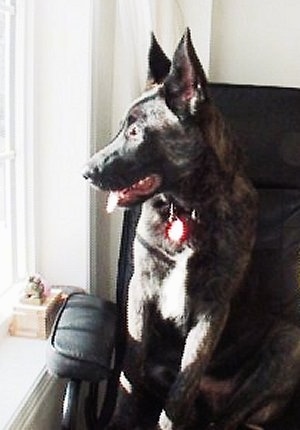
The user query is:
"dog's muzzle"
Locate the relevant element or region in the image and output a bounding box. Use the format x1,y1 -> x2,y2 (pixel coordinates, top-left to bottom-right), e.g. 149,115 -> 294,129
82,163 -> 100,185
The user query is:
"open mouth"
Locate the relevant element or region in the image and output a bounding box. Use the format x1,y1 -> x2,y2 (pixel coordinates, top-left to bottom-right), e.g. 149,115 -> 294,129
106,174 -> 162,213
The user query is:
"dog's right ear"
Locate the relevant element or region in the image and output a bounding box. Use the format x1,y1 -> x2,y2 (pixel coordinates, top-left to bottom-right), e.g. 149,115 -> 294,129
164,28 -> 208,119
146,33 -> 171,88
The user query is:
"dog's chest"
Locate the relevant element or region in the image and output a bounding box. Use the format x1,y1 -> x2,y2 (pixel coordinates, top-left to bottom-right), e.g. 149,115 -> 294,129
135,200 -> 194,323
158,247 -> 193,322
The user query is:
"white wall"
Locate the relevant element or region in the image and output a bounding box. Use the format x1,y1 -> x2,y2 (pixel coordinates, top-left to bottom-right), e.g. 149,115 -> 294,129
210,0 -> 300,87
177,0 -> 213,72
33,0 -> 92,288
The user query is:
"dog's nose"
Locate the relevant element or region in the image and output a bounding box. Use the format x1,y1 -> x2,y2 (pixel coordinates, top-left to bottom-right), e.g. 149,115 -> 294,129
82,164 -> 100,183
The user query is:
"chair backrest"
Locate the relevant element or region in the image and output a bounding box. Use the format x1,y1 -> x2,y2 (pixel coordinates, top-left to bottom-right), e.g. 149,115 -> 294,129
209,83 -> 300,323
116,84 -> 300,324
210,84 -> 300,189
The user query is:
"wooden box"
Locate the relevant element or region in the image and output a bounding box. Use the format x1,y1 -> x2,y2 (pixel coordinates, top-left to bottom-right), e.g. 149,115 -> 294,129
9,289 -> 63,339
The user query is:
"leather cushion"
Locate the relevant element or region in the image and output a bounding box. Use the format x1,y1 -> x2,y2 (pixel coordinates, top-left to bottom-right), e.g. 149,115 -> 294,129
47,293 -> 116,381
248,188 -> 300,324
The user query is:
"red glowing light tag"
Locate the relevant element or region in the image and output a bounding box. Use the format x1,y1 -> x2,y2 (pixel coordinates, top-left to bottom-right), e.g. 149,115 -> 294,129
166,217 -> 187,242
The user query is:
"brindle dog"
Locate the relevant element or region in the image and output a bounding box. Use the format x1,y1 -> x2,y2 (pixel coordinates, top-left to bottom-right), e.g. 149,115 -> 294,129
83,30 -> 300,430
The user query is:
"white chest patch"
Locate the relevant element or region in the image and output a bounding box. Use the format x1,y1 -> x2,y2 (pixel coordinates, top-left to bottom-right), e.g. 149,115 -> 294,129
159,247 -> 193,322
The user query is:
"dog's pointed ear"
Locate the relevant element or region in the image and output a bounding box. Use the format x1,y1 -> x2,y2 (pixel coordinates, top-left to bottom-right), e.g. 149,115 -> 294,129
164,28 -> 207,118
146,33 -> 171,88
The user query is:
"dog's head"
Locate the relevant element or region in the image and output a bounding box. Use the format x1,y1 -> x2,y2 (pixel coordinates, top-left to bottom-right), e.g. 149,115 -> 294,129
83,29 -> 210,211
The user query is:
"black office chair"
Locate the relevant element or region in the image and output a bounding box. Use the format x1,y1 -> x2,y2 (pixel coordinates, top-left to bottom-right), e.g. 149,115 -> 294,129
46,83 -> 300,430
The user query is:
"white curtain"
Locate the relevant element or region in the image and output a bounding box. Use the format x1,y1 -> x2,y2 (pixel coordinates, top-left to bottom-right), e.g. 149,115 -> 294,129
111,0 -> 185,130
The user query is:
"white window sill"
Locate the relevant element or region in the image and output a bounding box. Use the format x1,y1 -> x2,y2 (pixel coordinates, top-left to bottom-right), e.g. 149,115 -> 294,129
0,282 -> 25,338
0,284 -> 49,429
0,335 -> 46,429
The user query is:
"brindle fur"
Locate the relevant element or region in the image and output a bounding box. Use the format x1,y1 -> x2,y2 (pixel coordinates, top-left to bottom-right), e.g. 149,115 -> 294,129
84,30 -> 300,430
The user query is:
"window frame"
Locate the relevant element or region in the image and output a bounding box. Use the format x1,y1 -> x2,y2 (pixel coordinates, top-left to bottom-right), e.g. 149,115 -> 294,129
0,0 -> 35,298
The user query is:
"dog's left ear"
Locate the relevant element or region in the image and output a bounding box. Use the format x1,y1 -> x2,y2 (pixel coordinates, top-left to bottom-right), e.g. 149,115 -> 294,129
146,33 -> 171,88
164,28 -> 207,118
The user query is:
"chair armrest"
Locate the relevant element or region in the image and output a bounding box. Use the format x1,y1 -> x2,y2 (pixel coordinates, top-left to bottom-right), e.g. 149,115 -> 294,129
46,293 -> 116,382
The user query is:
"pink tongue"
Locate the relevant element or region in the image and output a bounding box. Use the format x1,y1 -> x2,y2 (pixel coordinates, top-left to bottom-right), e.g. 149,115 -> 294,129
106,191 -> 120,213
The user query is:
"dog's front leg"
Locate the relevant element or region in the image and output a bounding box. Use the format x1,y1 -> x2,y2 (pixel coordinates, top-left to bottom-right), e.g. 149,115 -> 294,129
161,304 -> 230,429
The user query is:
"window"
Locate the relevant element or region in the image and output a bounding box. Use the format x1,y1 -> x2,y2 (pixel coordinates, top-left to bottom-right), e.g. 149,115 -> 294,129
0,0 -> 27,296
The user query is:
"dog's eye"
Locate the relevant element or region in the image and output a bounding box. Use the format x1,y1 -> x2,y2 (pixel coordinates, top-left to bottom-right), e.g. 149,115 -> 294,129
127,124 -> 141,139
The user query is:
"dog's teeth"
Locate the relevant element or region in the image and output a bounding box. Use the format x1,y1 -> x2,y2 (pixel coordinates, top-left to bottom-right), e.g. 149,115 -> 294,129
106,191 -> 119,213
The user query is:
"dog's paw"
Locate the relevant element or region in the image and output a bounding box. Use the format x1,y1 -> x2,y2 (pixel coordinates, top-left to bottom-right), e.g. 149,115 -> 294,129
158,410 -> 174,430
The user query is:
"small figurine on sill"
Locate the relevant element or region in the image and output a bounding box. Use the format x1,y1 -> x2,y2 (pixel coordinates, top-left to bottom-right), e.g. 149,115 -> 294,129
20,275 -> 46,305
